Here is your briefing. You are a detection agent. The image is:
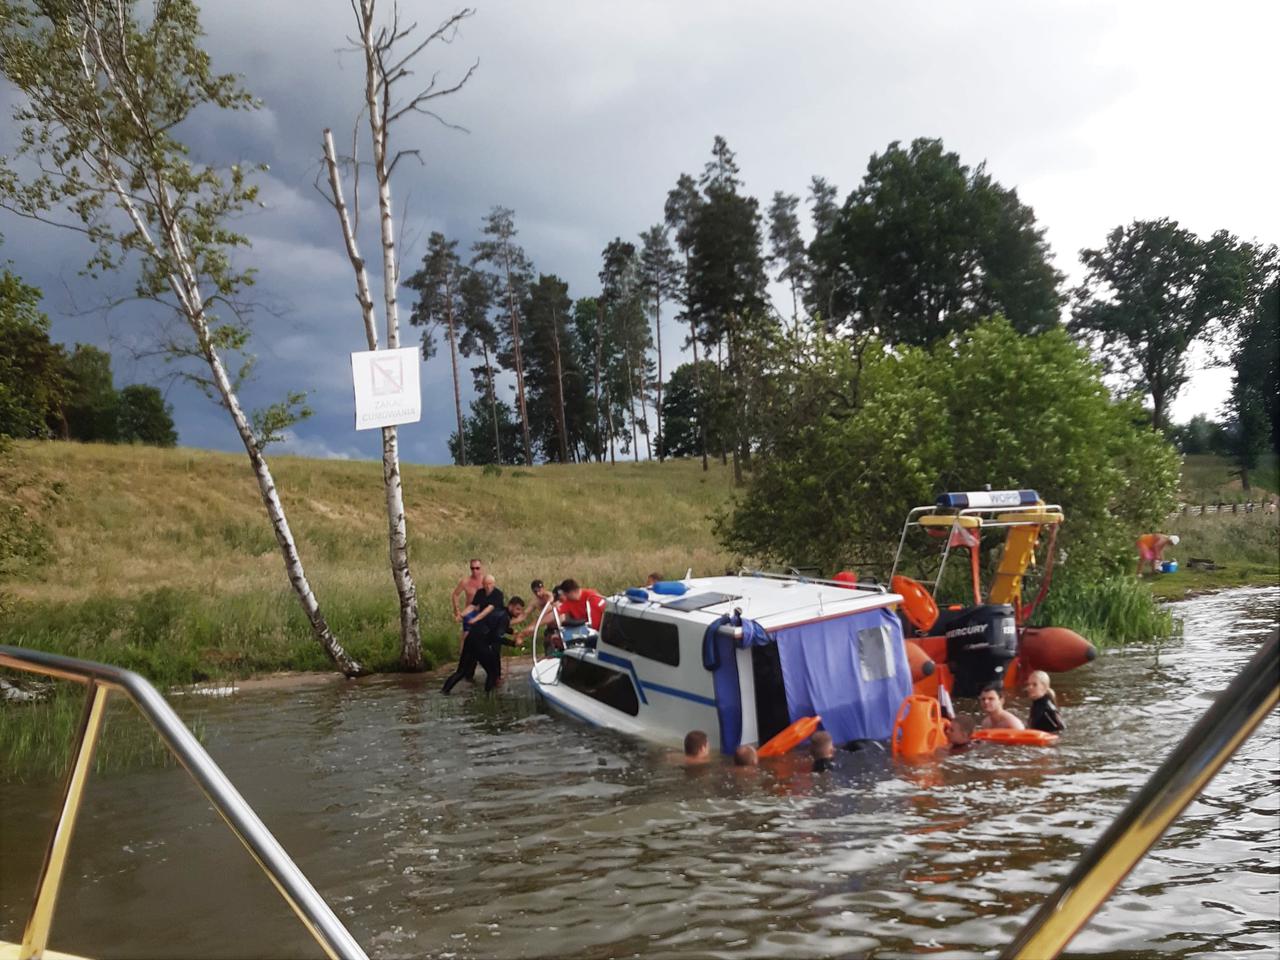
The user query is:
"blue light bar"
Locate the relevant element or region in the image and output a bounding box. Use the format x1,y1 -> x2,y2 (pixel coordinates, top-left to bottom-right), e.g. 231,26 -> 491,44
935,489 -> 1040,509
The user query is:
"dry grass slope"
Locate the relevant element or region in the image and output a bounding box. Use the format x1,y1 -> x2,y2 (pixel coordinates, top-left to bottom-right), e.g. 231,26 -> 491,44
1,442 -> 737,678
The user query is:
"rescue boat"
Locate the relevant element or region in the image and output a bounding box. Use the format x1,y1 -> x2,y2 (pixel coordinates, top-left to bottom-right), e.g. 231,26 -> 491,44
889,489 -> 1097,702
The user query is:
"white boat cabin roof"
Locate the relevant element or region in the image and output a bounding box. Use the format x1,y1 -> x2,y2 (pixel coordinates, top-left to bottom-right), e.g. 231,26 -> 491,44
607,574 -> 901,633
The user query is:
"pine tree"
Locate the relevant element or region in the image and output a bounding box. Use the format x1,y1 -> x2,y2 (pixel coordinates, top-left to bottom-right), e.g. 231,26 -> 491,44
664,173 -> 708,470
806,176 -> 841,335
457,268 -> 505,462
766,191 -> 807,342
407,232 -> 467,464
687,137 -> 770,484
474,206 -> 535,465
638,225 -> 680,461
599,239 -> 653,461
521,273 -> 580,462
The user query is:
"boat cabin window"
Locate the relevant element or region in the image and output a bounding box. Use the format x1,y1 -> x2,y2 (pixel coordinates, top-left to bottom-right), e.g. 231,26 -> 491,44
560,657 -> 641,716
858,624 -> 897,682
601,613 -> 680,667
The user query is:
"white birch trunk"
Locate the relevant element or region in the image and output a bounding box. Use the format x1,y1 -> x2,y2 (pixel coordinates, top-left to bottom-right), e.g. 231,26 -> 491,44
322,118 -> 422,670
111,154 -> 361,676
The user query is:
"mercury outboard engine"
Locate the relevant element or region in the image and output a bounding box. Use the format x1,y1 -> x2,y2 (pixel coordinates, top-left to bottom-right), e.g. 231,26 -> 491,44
940,603 -> 1018,697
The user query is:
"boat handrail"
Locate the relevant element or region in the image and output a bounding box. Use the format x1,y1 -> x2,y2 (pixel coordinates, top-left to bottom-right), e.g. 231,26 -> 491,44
1001,628 -> 1279,958
0,644 -> 368,960
737,569 -> 890,594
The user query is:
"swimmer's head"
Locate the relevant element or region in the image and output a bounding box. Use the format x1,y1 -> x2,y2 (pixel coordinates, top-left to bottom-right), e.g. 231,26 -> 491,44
683,730 -> 709,759
810,731 -> 835,759
733,744 -> 758,767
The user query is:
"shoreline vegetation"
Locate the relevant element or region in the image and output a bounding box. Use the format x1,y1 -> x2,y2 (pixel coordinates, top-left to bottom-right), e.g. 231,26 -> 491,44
1,442 -> 1275,683
2,441 -> 1276,778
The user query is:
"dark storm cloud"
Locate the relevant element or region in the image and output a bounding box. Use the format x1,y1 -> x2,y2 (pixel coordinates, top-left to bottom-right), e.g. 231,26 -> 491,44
3,0 -> 1276,459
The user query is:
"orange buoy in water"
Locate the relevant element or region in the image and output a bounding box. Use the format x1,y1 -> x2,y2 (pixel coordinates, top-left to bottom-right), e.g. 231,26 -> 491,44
758,715 -> 822,757
891,576 -> 939,634
1019,626 -> 1096,674
906,641 -> 936,683
891,694 -> 946,757
971,727 -> 1059,746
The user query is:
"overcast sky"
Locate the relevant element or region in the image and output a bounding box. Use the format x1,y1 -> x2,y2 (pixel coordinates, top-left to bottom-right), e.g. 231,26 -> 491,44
2,0 -> 1276,462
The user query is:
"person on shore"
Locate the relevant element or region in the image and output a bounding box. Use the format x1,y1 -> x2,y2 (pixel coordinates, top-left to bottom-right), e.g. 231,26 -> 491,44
645,572 -> 664,587
443,596 -> 526,695
1135,533 -> 1179,576
978,684 -> 1025,730
1024,670 -> 1066,733
512,579 -> 559,647
733,744 -> 758,767
683,730 -> 710,762
451,559 -> 486,621
810,731 -> 836,773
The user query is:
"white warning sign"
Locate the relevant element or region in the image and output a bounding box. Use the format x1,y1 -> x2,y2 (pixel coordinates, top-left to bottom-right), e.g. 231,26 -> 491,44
350,346 -> 421,430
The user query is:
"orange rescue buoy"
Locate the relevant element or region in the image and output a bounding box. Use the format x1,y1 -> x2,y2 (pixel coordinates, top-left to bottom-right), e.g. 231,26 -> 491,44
971,727 -> 1059,746
891,575 -> 939,634
891,694 -> 946,757
758,715 -> 822,757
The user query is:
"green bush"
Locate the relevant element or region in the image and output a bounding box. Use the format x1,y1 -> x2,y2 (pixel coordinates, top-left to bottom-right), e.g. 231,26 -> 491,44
1031,572 -> 1176,646
718,318 -> 1180,576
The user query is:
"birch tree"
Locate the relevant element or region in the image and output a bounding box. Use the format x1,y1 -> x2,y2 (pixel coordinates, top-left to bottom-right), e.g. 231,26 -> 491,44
0,0 -> 362,675
319,2 -> 475,669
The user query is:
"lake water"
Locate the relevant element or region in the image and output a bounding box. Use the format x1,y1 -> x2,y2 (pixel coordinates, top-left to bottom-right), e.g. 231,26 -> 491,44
1,587 -> 1277,959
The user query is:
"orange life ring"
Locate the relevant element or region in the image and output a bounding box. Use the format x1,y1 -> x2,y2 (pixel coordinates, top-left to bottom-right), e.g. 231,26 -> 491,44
758,715 -> 822,757
891,694 -> 946,757
891,575 -> 939,634
971,727 -> 1059,746
905,641 -> 936,683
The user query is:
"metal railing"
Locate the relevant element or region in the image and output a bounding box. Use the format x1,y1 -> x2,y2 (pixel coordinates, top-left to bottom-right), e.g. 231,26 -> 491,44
1001,628 -> 1279,958
0,645 -> 368,960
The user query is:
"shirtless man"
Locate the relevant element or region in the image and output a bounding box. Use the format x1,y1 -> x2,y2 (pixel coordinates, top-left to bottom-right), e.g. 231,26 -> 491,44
513,579 -> 558,645
451,559 -> 486,621
978,685 -> 1025,730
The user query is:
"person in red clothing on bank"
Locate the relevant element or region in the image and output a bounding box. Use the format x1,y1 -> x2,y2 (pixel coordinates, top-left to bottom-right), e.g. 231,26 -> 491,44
556,578 -> 606,639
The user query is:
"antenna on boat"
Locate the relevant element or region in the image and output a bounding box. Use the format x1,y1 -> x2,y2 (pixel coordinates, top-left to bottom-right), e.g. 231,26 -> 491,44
684,567 -> 692,580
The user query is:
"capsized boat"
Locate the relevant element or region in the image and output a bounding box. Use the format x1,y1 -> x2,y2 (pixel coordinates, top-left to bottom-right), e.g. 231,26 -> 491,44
529,573 -> 912,754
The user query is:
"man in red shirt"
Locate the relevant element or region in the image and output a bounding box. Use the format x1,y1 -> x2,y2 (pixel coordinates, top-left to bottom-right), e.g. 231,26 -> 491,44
556,578 -> 606,629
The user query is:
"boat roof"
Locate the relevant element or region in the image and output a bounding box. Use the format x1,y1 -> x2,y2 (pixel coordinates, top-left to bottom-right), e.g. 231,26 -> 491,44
607,574 -> 901,632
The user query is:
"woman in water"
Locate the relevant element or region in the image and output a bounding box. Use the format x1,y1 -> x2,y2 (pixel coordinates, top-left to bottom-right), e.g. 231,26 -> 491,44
1024,670 -> 1065,733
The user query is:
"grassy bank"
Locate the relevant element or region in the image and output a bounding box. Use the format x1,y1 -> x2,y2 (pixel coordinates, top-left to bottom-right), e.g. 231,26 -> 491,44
1,442 -> 736,682
1149,511 -> 1280,600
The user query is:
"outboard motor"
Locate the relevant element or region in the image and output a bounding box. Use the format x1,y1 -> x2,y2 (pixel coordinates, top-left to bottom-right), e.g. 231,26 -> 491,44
942,604 -> 1018,697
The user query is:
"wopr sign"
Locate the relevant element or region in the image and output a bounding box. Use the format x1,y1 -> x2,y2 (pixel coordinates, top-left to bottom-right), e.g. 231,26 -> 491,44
350,347 -> 421,430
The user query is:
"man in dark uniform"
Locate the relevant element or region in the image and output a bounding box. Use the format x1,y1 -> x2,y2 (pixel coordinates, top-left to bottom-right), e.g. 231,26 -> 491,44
443,596 -> 526,695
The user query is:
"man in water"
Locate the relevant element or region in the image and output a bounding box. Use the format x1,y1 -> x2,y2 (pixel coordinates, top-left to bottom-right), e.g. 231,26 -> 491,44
977,684 -> 1025,730
810,731 -> 836,772
683,730 -> 710,763
451,559 -> 486,653
457,575 -> 504,644
1135,533 -> 1179,576
733,744 -> 758,767
443,596 -> 526,695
